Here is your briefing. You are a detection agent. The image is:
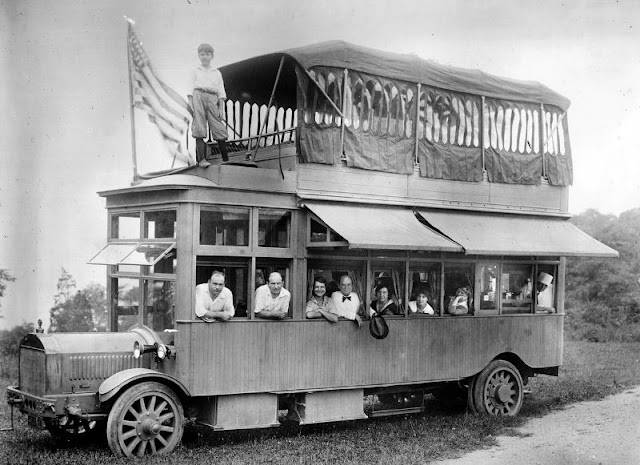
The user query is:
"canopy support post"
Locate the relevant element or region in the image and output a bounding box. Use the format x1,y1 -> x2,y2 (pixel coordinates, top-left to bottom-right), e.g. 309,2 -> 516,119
414,83 -> 421,165
480,95 -> 486,173
251,56 -> 285,162
340,68 -> 348,162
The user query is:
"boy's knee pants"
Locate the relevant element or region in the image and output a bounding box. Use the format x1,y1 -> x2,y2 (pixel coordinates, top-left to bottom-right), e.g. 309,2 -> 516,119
191,90 -> 227,140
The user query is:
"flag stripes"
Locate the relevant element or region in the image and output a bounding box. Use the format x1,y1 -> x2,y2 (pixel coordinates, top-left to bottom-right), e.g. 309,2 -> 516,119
127,21 -> 193,165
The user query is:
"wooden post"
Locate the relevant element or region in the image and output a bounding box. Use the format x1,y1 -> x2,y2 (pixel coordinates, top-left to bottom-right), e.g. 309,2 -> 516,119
126,26 -> 139,182
340,68 -> 348,161
252,56 -> 285,161
480,95 -> 486,173
414,83 -> 421,165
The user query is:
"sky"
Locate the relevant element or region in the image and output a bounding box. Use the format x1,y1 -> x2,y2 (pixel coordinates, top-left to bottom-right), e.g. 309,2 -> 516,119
0,0 -> 639,330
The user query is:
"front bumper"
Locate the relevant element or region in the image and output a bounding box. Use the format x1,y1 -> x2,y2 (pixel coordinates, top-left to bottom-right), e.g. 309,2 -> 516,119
6,386 -> 102,419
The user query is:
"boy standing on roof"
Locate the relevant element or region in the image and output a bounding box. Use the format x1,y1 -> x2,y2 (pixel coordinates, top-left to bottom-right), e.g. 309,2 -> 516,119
188,43 -> 229,167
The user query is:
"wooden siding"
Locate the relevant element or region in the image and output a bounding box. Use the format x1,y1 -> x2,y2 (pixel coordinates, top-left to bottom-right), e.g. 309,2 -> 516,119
176,315 -> 563,396
297,164 -> 569,215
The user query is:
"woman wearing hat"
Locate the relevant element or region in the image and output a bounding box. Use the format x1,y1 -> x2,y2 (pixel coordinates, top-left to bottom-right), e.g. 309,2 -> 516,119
535,272 -> 555,313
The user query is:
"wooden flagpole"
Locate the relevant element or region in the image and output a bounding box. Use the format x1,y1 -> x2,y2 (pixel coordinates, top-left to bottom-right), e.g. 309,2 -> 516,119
125,18 -> 140,183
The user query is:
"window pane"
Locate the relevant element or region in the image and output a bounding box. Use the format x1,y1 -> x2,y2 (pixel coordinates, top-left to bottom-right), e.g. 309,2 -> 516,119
310,218 -> 327,242
502,264 -> 533,314
111,212 -> 140,239
479,263 -> 498,311
151,248 -> 177,274
200,207 -> 249,246
144,280 -> 175,332
119,243 -> 175,266
410,263 -> 441,314
536,265 -> 556,312
259,209 -> 291,248
144,210 -> 176,239
112,277 -> 139,332
89,243 -> 138,265
444,263 -> 474,315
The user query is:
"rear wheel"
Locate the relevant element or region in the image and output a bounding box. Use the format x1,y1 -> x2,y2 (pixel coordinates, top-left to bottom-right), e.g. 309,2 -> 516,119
106,382 -> 184,457
471,360 -> 524,416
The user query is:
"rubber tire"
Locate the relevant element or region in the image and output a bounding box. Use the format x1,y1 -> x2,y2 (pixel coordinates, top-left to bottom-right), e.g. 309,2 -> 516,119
106,381 -> 184,457
471,360 -> 524,416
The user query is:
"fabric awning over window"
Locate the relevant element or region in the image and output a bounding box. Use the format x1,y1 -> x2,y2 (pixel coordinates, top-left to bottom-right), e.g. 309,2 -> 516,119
88,242 -> 176,265
304,202 -> 461,252
416,210 -> 618,257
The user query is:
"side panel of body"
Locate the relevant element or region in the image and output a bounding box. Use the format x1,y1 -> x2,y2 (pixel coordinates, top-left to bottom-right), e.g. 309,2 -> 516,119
178,315 -> 563,396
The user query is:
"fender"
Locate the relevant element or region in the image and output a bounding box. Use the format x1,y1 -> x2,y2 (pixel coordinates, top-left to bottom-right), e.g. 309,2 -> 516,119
98,368 -> 191,403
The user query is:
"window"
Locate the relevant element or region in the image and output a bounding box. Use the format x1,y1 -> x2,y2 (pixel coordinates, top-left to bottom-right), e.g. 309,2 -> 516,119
410,263 -> 441,315
144,280 -> 175,331
111,212 -> 140,239
478,263 -> 498,311
501,263 -> 533,314
307,261 -> 366,313
535,265 -> 557,311
111,277 -> 140,332
309,217 -> 346,245
258,209 -> 291,248
444,263 -> 474,315
200,206 -> 250,246
144,210 -> 176,239
196,257 -> 249,318
370,265 -> 405,315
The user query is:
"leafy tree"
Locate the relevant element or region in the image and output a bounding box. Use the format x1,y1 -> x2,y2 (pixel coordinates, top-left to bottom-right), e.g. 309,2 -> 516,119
0,268 -> 16,319
0,322 -> 35,358
49,269 -> 106,332
566,208 -> 640,341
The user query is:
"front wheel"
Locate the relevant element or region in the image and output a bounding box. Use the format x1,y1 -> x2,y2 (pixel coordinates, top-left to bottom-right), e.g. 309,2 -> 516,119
106,381 -> 184,457
470,360 -> 524,416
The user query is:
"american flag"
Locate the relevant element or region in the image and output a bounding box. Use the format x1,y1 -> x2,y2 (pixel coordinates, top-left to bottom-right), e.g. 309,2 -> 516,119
127,19 -> 194,166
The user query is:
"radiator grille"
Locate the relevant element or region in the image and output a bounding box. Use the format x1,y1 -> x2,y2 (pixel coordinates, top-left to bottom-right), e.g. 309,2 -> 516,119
69,354 -> 142,382
20,348 -> 47,396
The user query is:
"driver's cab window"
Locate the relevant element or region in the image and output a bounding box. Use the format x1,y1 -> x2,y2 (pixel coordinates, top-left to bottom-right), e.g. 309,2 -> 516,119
144,280 -> 175,331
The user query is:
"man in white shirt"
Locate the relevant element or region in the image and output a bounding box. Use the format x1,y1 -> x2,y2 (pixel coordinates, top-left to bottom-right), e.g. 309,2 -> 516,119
535,272 -> 555,313
195,271 -> 235,322
254,272 -> 290,320
331,275 -> 363,327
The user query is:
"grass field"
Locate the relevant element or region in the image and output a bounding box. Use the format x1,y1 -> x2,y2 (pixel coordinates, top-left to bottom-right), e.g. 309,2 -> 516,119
1,340 -> 639,464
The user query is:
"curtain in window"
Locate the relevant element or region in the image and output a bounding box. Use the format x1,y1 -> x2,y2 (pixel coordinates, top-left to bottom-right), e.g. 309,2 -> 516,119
543,105 -> 573,186
483,98 -> 543,185
416,87 -> 483,182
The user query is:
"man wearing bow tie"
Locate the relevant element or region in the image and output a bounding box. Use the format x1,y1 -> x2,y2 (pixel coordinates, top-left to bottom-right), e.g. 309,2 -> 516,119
331,275 -> 362,327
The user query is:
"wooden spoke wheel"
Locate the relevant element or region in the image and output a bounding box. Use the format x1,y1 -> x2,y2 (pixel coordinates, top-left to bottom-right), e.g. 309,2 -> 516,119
106,382 -> 184,457
44,416 -> 103,442
471,360 -> 524,416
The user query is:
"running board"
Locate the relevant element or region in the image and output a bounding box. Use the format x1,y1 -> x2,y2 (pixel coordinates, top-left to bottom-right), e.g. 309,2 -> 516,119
368,406 -> 425,418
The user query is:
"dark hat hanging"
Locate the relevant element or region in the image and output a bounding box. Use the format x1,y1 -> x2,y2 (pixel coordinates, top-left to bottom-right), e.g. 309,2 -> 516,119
369,313 -> 389,339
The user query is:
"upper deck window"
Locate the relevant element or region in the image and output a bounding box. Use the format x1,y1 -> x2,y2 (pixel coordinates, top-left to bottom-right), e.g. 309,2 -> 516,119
111,212 -> 140,239
144,210 -> 177,239
200,206 -> 250,246
258,209 -> 291,248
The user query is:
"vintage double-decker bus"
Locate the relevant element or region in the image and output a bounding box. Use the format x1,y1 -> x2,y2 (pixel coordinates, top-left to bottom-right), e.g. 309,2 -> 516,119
7,40 -> 617,457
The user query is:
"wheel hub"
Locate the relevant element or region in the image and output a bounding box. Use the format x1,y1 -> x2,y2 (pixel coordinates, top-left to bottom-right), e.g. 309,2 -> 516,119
496,384 -> 512,403
138,415 -> 161,440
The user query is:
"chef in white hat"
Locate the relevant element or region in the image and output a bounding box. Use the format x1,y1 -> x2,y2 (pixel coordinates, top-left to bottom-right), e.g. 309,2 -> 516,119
535,272 -> 555,313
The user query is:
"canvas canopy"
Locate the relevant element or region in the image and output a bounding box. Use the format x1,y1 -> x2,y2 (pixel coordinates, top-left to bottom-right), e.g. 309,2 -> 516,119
220,41 -> 570,110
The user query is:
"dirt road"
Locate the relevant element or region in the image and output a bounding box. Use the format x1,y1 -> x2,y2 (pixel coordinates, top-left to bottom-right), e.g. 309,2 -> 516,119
437,387 -> 640,465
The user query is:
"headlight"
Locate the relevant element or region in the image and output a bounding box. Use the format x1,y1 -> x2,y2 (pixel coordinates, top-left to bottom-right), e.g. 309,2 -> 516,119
132,341 -> 157,359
